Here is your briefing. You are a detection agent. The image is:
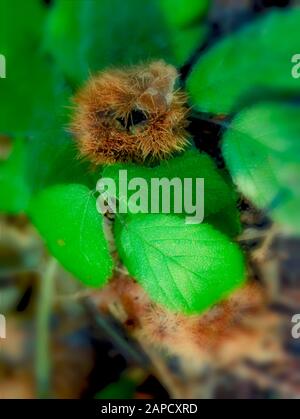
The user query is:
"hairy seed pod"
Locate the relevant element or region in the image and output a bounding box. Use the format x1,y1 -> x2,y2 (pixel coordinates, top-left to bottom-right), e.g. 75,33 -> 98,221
70,60 -> 190,165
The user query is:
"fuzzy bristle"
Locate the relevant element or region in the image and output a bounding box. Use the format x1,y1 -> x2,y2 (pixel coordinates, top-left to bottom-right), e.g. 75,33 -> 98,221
70,60 -> 190,165
94,276 -> 283,367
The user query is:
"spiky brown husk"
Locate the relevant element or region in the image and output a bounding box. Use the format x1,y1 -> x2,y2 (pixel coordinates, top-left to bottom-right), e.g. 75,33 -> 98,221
70,61 -> 190,165
94,276 -> 282,366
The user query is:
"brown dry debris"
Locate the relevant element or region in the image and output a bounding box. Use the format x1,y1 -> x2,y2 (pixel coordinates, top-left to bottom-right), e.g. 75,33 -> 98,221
92,275 -> 283,369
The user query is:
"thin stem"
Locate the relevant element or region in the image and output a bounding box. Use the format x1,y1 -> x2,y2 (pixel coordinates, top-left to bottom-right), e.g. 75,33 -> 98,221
35,258 -> 57,399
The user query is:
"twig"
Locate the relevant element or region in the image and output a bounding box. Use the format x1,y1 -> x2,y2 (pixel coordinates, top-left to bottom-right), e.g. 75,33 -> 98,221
35,258 -> 57,398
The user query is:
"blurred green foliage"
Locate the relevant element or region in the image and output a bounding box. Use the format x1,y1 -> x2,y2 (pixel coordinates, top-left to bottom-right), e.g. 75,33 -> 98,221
95,376 -> 137,399
0,138 -> 30,213
158,0 -> 209,66
30,184 -> 113,286
0,1 -> 299,313
223,103 -> 300,234
102,150 -> 238,226
187,9 -> 300,113
159,0 -> 209,29
45,0 -> 173,85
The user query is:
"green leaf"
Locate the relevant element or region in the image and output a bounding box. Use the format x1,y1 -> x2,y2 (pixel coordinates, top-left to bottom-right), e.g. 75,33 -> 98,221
30,184 -> 113,287
222,102 -> 300,234
45,0 -> 173,85
0,138 -> 30,214
102,150 -> 237,220
0,0 -> 45,58
0,0 -> 97,206
95,377 -> 136,400
158,0 -> 209,29
0,130 -> 99,214
0,0 -> 67,135
115,214 -> 245,314
187,9 -> 300,114
205,202 -> 242,238
0,1 -> 99,209
26,132 -> 98,195
158,0 -> 209,66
